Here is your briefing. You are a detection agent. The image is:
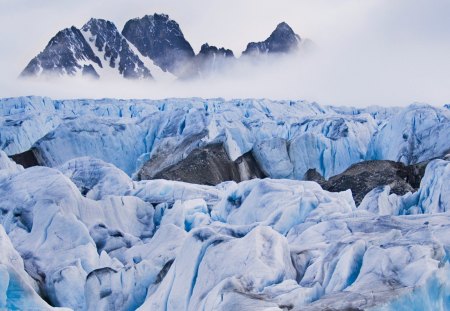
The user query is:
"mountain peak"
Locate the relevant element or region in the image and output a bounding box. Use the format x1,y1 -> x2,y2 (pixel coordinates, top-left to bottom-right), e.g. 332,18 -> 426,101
122,13 -> 195,75
274,22 -> 293,32
242,22 -> 301,56
81,17 -> 152,79
20,26 -> 102,77
199,43 -> 234,58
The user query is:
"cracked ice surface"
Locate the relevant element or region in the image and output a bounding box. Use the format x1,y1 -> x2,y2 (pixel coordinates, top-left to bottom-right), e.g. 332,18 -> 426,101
0,154 -> 448,310
0,97 -> 450,310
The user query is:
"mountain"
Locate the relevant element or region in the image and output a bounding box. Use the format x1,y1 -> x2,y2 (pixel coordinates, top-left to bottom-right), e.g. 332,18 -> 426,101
190,43 -> 236,78
1,96 -> 450,310
21,26 -> 103,78
21,14 -> 308,80
122,13 -> 195,76
81,18 -> 152,79
242,22 -> 301,56
21,19 -> 153,80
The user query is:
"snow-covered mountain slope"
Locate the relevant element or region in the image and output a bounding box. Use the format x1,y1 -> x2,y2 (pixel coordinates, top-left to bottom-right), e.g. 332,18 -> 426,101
21,19 -> 153,80
21,13 -> 308,80
0,149 -> 449,310
21,26 -> 103,78
81,18 -> 152,79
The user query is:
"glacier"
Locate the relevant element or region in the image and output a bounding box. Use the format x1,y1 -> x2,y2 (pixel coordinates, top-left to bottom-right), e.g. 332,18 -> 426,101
0,96 -> 449,310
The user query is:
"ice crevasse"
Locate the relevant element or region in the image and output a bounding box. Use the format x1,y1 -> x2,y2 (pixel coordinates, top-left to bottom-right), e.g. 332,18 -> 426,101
0,96 -> 450,310
0,151 -> 447,310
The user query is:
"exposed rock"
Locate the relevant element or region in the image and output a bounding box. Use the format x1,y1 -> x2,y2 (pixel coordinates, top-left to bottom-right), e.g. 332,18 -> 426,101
9,149 -> 39,168
21,26 -> 102,77
21,18 -> 153,80
82,18 -> 152,79
139,143 -> 266,185
306,160 -> 427,206
198,43 -> 234,59
82,64 -> 100,79
21,15 -> 308,80
191,43 -> 235,78
122,14 -> 195,76
242,22 -> 301,56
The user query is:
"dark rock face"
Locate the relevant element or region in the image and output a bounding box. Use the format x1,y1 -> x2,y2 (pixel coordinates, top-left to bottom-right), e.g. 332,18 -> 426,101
21,15 -> 306,80
82,18 -> 152,79
21,26 -> 102,77
192,43 -> 235,77
10,149 -> 40,168
198,43 -> 234,59
242,22 -> 300,56
82,64 -> 100,79
138,143 -> 266,185
122,14 -> 195,76
306,160 -> 427,206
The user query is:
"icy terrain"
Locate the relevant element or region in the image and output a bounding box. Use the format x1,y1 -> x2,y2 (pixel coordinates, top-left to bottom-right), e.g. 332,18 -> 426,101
2,96 -> 450,179
0,96 -> 449,310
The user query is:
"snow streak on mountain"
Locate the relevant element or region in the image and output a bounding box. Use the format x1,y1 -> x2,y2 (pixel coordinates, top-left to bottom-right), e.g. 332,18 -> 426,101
20,14 -> 306,81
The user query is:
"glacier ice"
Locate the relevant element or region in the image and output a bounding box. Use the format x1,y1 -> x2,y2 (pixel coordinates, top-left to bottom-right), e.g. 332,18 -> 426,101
367,103 -> 450,164
359,159 -> 450,216
0,96 -> 405,179
0,96 -> 449,310
0,155 -> 448,309
2,97 -> 448,182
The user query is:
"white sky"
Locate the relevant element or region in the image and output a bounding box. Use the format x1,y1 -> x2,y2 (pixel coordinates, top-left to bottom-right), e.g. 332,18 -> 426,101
0,0 -> 449,107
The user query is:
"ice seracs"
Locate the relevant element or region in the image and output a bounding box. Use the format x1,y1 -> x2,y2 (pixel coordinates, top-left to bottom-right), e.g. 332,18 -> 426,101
367,103 -> 450,164
1,96 -> 450,310
0,154 -> 448,310
2,97 -> 450,187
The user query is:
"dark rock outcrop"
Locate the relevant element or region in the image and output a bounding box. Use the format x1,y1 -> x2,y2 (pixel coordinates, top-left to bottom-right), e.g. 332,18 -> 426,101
122,14 -> 195,76
21,15 -> 306,80
10,149 -> 40,168
21,26 -> 102,77
306,160 -> 427,205
198,43 -> 234,59
82,64 -> 100,79
82,18 -> 152,79
138,143 -> 266,185
191,43 -> 235,77
242,22 -> 300,56
21,18 -> 153,79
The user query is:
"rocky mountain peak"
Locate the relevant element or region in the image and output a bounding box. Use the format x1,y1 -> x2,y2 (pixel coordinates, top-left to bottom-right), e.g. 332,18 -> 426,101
21,26 -> 102,77
198,43 -> 234,58
242,21 -> 301,56
122,13 -> 195,75
82,18 -> 152,79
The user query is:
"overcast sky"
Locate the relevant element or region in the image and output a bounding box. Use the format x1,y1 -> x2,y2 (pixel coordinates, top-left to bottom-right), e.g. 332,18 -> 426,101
0,0 -> 449,107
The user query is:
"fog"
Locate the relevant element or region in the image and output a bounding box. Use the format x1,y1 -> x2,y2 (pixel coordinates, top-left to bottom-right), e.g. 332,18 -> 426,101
0,0 -> 449,107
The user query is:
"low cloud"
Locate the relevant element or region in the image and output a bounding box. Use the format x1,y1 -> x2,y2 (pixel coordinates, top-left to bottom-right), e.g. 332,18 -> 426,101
0,0 -> 449,107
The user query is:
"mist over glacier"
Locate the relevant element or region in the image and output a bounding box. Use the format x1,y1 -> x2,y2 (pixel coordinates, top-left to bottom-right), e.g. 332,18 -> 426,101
1,0 -> 450,107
